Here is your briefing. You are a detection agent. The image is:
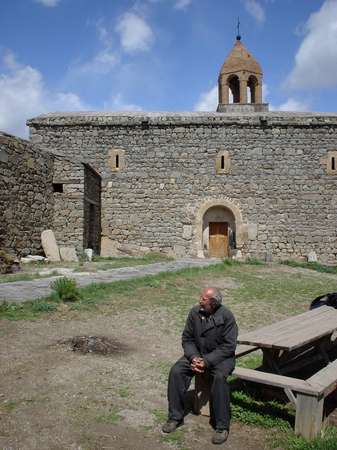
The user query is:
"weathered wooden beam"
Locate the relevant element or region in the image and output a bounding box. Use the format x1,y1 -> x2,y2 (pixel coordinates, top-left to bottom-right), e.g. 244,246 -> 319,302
295,393 -> 324,440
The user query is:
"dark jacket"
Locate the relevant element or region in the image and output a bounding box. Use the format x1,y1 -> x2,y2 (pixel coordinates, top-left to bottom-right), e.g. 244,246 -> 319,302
182,304 -> 238,368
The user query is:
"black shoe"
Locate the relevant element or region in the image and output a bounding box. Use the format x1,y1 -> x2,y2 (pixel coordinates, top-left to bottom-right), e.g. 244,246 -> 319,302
211,429 -> 229,445
161,420 -> 181,433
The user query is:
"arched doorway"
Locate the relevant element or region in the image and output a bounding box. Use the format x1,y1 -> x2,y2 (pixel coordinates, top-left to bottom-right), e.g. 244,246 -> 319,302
202,206 -> 236,258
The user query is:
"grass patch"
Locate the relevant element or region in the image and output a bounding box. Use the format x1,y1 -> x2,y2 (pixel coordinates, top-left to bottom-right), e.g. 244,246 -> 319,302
0,298 -> 60,320
231,389 -> 294,430
96,407 -> 122,425
272,426 -> 337,450
1,400 -> 18,413
117,386 -> 130,398
0,270 -> 60,283
161,429 -> 186,449
2,260 -> 337,328
77,253 -> 174,272
282,260 -> 337,275
149,360 -> 172,383
246,257 -> 265,265
152,408 -> 167,424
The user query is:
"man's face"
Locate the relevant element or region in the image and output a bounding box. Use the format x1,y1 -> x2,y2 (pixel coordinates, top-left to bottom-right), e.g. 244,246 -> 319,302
199,288 -> 215,314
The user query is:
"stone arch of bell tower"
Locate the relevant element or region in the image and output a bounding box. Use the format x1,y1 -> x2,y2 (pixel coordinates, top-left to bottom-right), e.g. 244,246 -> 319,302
217,35 -> 268,113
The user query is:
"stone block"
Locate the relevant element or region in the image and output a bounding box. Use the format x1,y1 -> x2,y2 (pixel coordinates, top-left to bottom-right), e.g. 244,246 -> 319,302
60,246 -> 79,262
41,230 -> 61,262
100,236 -> 120,257
307,251 -> 318,263
247,223 -> 258,240
182,225 -> 192,239
173,244 -> 186,258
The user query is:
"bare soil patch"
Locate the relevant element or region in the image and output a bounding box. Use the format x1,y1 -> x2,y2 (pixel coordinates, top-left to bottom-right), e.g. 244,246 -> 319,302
0,309 -> 268,449
59,335 -> 129,355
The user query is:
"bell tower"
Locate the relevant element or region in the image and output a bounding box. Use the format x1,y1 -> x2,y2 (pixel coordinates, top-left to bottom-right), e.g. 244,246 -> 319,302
217,32 -> 268,113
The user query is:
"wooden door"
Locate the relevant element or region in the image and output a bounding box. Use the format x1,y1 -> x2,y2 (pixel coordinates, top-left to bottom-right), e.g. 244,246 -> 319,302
209,222 -> 228,257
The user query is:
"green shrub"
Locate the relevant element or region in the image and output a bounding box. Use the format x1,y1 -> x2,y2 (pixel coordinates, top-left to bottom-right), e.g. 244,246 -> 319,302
50,277 -> 82,302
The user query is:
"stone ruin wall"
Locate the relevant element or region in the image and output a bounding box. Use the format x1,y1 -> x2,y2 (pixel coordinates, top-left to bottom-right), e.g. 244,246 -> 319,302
83,164 -> 101,254
0,132 -> 101,258
52,157 -> 101,256
0,133 -> 54,256
28,112 -> 337,263
52,156 -> 85,255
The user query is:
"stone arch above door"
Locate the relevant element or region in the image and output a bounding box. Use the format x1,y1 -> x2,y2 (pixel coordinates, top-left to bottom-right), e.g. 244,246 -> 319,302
194,198 -> 246,258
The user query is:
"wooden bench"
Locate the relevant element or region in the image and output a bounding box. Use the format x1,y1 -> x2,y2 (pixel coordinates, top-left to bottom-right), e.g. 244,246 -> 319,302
233,359 -> 337,439
194,349 -> 337,439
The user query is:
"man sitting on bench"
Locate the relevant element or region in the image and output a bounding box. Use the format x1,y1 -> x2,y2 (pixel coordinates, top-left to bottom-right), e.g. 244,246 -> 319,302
161,287 -> 238,445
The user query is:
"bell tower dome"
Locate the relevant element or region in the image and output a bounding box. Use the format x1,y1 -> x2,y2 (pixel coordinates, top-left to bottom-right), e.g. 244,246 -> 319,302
217,35 -> 269,113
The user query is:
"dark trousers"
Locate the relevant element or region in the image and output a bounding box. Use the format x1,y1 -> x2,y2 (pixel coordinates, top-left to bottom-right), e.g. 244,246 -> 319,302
168,356 -> 234,431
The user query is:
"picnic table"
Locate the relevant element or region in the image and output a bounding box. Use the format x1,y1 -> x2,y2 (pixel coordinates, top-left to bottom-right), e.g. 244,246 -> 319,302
234,305 -> 337,439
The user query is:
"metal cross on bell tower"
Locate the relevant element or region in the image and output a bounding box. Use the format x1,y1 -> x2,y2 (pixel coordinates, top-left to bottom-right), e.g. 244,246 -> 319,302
236,17 -> 241,41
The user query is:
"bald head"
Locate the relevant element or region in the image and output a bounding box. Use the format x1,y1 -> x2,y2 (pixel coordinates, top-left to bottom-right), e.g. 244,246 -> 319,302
199,287 -> 223,314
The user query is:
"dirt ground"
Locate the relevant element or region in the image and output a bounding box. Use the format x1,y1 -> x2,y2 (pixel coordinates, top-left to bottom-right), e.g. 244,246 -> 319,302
1,308 -> 269,450
2,264 -> 337,450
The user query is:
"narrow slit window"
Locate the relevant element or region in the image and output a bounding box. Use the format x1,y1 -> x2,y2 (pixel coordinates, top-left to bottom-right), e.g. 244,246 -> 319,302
53,183 -> 63,193
221,155 -> 225,170
332,156 -> 336,171
115,154 -> 119,169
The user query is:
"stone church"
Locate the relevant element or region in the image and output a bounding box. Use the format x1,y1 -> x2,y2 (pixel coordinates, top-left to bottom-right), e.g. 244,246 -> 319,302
1,37 -> 337,263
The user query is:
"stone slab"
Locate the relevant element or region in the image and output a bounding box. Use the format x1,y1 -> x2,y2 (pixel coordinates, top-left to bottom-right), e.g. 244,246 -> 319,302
41,230 -> 60,262
59,246 -> 79,262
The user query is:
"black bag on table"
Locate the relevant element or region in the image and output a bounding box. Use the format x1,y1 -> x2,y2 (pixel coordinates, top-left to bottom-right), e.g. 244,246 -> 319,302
310,292 -> 337,310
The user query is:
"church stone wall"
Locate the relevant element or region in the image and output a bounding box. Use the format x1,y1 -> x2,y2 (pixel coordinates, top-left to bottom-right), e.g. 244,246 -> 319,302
0,133 -> 54,256
28,112 -> 337,263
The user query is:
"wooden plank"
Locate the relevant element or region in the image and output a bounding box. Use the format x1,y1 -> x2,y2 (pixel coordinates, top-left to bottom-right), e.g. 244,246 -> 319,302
295,394 -> 324,440
233,367 -> 319,395
308,359 -> 337,396
239,307 -> 333,342
235,344 -> 258,358
276,315 -> 337,351
239,307 -> 337,350
238,307 -> 331,345
240,309 -> 336,349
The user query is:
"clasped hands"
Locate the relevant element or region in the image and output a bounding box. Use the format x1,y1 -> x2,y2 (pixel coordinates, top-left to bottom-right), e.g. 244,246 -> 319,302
191,356 -> 206,373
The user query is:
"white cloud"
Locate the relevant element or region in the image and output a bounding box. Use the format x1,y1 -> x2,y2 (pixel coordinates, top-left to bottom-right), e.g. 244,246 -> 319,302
243,0 -> 265,23
194,85 -> 218,111
263,82 -> 309,112
116,12 -> 154,52
104,93 -> 143,112
34,0 -> 60,7
174,0 -> 192,10
286,0 -> 337,89
0,51 -> 87,138
69,21 -> 119,76
74,49 -> 119,75
275,98 -> 310,112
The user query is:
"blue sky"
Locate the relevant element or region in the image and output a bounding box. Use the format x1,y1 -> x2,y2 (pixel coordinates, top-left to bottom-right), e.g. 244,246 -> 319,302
1,0 -> 337,136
